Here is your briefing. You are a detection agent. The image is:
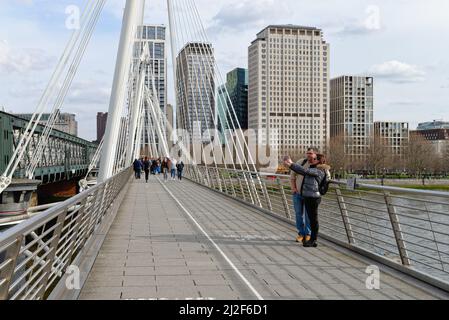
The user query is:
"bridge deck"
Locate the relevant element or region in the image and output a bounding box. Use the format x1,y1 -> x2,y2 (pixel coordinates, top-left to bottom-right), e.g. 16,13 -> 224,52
78,177 -> 442,300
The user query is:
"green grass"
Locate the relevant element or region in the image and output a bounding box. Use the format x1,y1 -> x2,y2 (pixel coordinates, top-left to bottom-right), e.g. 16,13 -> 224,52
390,184 -> 449,192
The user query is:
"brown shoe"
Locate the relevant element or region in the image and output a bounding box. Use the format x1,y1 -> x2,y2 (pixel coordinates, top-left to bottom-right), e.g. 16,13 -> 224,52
305,235 -> 311,242
296,235 -> 304,243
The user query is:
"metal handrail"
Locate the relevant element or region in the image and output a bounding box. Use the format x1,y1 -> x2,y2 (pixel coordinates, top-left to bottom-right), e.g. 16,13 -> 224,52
0,167 -> 133,300
187,165 -> 449,291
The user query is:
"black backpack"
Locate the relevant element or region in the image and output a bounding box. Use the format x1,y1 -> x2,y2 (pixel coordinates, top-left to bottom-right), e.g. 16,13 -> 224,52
318,172 -> 330,196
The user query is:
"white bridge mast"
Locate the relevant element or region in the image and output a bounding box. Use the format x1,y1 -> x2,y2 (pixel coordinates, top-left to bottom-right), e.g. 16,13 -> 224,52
98,0 -> 145,182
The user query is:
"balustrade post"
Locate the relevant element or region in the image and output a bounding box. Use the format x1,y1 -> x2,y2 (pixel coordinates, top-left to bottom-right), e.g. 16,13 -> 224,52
335,185 -> 355,244
0,235 -> 23,300
384,191 -> 411,266
36,209 -> 67,299
278,178 -> 291,219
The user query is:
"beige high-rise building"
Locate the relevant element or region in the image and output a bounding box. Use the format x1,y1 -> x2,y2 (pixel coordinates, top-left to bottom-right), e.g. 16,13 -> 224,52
248,25 -> 330,158
330,76 -> 374,165
375,121 -> 410,157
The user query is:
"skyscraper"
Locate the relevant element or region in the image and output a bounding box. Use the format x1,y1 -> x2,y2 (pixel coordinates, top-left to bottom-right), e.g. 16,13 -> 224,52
134,25 -> 167,144
96,112 -> 108,143
226,68 -> 248,130
248,25 -> 330,157
217,84 -> 229,134
217,68 -> 249,133
330,76 -> 374,165
176,42 -> 215,144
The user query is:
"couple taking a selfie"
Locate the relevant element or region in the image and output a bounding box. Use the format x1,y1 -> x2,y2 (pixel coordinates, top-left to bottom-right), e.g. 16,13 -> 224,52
283,148 -> 331,248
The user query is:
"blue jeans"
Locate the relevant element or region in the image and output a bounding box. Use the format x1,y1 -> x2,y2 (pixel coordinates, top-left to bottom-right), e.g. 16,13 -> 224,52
293,193 -> 311,236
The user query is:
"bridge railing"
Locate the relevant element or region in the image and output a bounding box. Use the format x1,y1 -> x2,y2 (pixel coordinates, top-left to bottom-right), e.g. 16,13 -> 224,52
0,168 -> 132,300
186,166 -> 449,292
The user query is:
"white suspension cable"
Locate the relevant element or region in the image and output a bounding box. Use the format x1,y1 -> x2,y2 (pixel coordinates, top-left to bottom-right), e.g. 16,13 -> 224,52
26,0 -> 106,179
0,0 -> 97,193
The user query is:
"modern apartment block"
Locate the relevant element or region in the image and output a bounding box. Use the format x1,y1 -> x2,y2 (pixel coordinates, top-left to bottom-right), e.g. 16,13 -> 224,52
374,121 -> 410,157
176,42 -> 215,144
16,113 -> 78,136
134,25 -> 167,140
248,25 -> 330,157
330,76 -> 374,164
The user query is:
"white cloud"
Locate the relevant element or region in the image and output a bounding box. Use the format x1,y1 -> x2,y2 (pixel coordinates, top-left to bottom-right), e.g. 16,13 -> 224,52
67,80 -> 111,105
369,60 -> 426,83
209,0 -> 288,32
0,40 -> 54,73
330,5 -> 383,37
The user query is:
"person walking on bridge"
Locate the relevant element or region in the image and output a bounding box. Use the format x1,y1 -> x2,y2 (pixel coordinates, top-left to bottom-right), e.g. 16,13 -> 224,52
176,160 -> 185,181
161,158 -> 169,182
284,154 -> 331,248
143,157 -> 151,183
170,158 -> 177,180
133,159 -> 142,179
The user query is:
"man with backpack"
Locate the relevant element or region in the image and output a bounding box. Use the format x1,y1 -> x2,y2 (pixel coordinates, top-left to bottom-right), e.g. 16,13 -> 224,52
284,153 -> 331,248
290,148 -> 317,244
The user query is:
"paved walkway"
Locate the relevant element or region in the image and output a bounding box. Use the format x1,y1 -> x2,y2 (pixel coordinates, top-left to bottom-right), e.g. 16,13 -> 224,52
78,177 -> 444,300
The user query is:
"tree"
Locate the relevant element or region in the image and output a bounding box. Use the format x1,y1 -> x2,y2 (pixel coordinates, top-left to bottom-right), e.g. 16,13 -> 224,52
328,134 -> 347,177
441,142 -> 449,175
365,136 -> 389,178
405,134 -> 434,178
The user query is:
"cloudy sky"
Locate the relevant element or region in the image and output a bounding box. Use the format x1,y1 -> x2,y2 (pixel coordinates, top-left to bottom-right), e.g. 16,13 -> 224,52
0,0 -> 448,141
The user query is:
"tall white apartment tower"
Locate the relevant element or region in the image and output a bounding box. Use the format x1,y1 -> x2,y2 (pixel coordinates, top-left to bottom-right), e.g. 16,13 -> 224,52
330,76 -> 374,165
134,25 -> 167,143
248,25 -> 330,157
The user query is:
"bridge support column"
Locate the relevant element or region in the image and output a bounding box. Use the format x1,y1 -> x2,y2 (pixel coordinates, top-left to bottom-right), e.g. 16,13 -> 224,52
98,0 -> 145,182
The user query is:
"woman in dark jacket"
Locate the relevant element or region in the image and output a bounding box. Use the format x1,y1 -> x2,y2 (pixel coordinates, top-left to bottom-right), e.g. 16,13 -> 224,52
284,154 -> 331,248
133,159 -> 142,179
176,161 -> 185,181
161,158 -> 169,182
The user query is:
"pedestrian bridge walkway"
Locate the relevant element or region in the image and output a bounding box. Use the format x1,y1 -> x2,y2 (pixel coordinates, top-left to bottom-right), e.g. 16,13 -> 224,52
76,177 -> 445,300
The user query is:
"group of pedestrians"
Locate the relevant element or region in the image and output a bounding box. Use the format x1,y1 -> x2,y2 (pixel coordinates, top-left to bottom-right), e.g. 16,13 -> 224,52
133,157 -> 185,183
283,148 -> 331,248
